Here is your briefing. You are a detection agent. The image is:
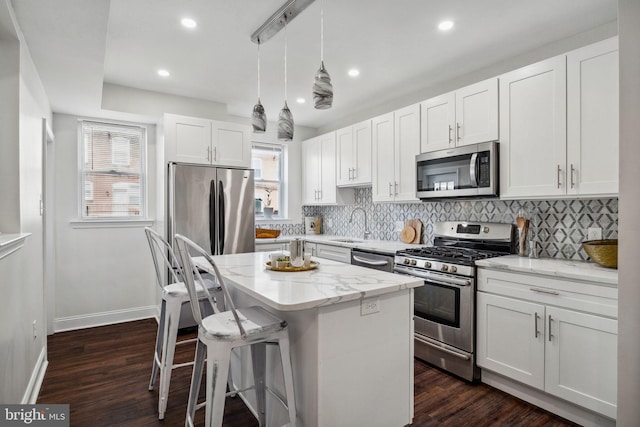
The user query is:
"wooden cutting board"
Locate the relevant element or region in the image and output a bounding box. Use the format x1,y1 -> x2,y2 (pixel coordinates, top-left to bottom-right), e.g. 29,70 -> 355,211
404,219 -> 422,244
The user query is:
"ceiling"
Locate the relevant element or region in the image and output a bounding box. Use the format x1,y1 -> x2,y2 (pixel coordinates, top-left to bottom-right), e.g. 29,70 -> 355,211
11,0 -> 617,129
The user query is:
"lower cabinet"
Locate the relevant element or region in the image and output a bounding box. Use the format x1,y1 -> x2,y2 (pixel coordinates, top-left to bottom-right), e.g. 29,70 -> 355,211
315,244 -> 351,263
476,268 -> 618,420
254,241 -> 289,252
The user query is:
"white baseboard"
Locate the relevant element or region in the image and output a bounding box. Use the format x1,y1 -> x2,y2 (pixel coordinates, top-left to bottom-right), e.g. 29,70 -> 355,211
54,305 -> 157,332
22,346 -> 48,404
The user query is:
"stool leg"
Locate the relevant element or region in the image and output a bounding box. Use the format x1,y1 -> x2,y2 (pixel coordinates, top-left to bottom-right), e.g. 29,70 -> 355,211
251,343 -> 267,426
185,339 -> 206,427
158,298 -> 181,419
206,343 -> 231,427
278,331 -> 297,427
149,299 -> 167,391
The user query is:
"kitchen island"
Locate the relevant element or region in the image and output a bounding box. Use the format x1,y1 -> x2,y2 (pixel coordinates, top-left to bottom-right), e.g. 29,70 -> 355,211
194,252 -> 422,427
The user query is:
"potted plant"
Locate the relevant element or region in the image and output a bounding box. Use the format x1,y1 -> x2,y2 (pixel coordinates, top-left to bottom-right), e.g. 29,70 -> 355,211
263,189 -> 274,219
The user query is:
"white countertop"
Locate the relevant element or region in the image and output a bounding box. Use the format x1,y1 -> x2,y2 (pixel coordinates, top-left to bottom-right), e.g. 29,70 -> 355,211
255,234 -> 423,255
194,252 -> 423,311
476,255 -> 618,286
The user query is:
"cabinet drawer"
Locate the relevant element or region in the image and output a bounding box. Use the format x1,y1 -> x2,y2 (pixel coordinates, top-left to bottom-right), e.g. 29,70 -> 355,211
477,268 -> 617,318
315,244 -> 351,263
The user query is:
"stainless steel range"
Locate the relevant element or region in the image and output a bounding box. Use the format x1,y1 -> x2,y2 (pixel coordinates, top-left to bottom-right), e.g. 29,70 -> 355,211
395,221 -> 515,381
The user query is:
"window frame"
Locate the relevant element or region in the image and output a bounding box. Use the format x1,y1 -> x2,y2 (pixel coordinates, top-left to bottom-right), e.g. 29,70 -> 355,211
252,142 -> 286,221
77,120 -> 148,222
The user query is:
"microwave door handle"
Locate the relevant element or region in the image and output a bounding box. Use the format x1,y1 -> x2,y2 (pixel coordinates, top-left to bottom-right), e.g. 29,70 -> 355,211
469,153 -> 478,187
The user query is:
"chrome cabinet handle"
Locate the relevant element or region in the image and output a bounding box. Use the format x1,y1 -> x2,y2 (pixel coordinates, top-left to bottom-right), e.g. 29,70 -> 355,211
448,125 -> 453,144
456,122 -> 461,142
207,146 -> 211,162
352,167 -> 357,180
570,164 -> 576,188
557,164 -> 562,188
213,146 -> 217,162
530,287 -> 560,296
395,181 -> 398,195
388,182 -> 393,196
534,312 -> 540,338
548,315 -> 553,342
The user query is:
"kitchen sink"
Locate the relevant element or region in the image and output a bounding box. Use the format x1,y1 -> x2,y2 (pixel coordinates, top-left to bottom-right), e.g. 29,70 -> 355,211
329,238 -> 364,243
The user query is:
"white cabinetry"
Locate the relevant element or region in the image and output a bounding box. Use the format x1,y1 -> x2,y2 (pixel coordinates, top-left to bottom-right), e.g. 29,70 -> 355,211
477,268 -> 618,420
336,120 -> 372,186
302,133 -> 337,205
314,243 -> 351,263
500,37 -> 618,199
420,78 -> 498,153
372,104 -> 420,202
255,241 -> 289,252
164,114 -> 251,168
567,37 -> 619,195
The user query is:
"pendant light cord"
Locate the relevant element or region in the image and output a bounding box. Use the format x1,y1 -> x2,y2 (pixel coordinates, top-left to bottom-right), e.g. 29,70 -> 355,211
284,15 -> 288,102
257,41 -> 261,99
320,0 -> 324,62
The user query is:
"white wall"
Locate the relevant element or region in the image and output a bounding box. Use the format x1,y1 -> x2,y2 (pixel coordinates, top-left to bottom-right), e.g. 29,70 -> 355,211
617,0 -> 640,424
52,113 -> 158,331
0,0 -> 51,403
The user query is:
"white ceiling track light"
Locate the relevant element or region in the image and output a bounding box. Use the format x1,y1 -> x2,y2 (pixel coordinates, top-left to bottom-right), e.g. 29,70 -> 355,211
250,0 -> 315,44
312,0 -> 333,109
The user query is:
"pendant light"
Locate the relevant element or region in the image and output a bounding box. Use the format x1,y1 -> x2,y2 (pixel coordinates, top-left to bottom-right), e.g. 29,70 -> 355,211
278,15 -> 294,141
312,0 -> 333,109
251,40 -> 267,133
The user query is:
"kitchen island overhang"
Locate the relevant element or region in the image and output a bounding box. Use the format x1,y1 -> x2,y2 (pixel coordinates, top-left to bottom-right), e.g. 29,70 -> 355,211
193,252 -> 422,427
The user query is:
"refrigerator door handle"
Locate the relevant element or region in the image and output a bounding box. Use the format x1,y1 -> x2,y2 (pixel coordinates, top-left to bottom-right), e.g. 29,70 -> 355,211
218,180 -> 225,254
208,180 -> 216,254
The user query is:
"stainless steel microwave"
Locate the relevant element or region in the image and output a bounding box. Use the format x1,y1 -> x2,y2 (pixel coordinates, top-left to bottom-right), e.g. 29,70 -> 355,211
416,141 -> 499,200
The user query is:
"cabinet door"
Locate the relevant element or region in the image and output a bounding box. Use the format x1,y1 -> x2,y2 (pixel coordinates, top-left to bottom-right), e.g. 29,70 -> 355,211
499,56 -> 567,198
336,126 -> 354,186
318,132 -> 337,204
394,104 -> 420,202
353,119 -> 372,185
165,115 -> 211,164
302,138 -> 321,205
315,243 -> 351,263
420,93 -> 455,153
545,306 -> 617,419
212,121 -> 251,168
477,292 -> 545,389
567,37 -> 619,196
456,78 -> 499,147
372,113 -> 396,202
255,242 -> 288,252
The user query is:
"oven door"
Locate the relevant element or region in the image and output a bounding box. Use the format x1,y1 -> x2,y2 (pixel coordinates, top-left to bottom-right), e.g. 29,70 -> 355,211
395,265 -> 473,352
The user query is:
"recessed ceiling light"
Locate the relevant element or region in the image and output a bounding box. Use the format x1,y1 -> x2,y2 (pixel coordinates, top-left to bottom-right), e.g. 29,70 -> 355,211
157,69 -> 170,77
181,18 -> 197,29
296,97 -> 306,104
348,69 -> 360,77
438,20 -> 454,31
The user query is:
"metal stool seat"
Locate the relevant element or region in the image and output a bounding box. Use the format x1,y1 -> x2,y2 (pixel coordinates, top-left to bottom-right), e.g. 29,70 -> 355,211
145,227 -> 222,420
175,234 -> 297,427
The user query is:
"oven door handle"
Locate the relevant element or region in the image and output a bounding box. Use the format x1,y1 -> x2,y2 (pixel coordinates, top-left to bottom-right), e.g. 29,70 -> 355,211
414,334 -> 471,361
352,255 -> 390,267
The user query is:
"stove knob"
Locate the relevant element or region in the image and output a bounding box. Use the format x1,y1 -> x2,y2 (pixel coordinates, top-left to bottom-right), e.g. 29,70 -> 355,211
425,262 -> 432,269
404,258 -> 410,265
410,259 -> 417,266
450,265 -> 458,273
441,264 -> 449,272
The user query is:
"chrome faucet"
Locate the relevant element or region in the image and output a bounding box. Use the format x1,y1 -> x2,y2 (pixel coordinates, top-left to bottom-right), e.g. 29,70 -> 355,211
349,207 -> 371,239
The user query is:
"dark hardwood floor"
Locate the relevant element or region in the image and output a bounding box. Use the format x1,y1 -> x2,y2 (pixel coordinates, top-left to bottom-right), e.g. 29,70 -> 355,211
38,319 -> 578,426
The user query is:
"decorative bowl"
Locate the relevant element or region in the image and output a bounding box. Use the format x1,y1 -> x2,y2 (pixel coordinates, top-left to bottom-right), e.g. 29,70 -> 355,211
255,228 -> 281,239
582,239 -> 618,268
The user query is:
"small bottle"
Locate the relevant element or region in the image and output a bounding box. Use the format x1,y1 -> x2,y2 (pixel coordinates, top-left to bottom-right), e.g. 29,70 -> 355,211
529,240 -> 538,259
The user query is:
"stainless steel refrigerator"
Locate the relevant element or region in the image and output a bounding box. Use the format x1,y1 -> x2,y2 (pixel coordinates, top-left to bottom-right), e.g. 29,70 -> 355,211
167,162 -> 255,327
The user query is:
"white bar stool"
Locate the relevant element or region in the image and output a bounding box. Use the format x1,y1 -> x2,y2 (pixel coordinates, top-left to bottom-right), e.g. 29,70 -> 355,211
175,234 -> 297,427
144,227 -> 223,420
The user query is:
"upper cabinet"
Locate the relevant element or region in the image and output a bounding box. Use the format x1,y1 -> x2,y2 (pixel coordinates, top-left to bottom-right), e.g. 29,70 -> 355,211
420,78 -> 498,153
336,120 -> 372,187
500,37 -> 619,199
164,114 -> 251,168
372,104 -> 420,202
302,132 -> 338,205
566,38 -> 619,196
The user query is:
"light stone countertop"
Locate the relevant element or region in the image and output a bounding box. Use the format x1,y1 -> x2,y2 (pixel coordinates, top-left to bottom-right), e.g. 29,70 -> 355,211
194,252 -> 423,311
255,234 -> 424,255
475,255 -> 618,286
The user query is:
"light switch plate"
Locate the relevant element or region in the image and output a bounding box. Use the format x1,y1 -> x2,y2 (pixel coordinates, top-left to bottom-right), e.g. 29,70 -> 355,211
395,221 -> 405,232
587,227 -> 602,240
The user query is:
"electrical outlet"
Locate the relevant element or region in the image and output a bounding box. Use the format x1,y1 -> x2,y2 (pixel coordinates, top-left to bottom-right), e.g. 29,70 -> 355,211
361,297 -> 380,316
395,221 -> 405,232
32,320 -> 37,339
326,218 -> 333,227
587,227 -> 602,240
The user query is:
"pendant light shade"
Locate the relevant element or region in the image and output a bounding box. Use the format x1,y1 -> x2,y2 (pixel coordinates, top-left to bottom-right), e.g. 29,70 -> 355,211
278,16 -> 294,140
251,41 -> 267,133
312,0 -> 333,109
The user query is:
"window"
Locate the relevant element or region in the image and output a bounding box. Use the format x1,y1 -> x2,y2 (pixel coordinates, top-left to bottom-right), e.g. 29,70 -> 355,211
79,121 -> 146,219
252,143 -> 284,218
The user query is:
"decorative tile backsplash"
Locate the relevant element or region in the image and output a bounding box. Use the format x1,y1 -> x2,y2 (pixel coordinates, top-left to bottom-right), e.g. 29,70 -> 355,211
263,187 -> 618,261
